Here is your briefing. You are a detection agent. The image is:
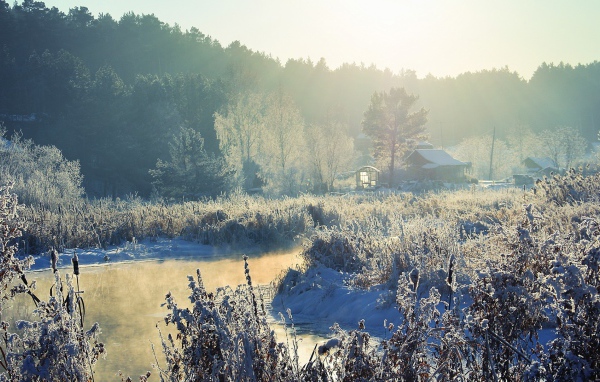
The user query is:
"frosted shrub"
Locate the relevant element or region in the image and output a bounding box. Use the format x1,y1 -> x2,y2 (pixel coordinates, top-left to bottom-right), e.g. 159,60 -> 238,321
536,219 -> 600,381
307,270 -> 472,381
0,184 -> 34,308
158,257 -> 297,381
0,185 -> 104,381
378,270 -> 472,381
1,272 -> 105,381
322,322 -> 379,382
301,227 -> 371,273
0,130 -> 84,210
467,265 -> 548,380
535,167 -> 600,206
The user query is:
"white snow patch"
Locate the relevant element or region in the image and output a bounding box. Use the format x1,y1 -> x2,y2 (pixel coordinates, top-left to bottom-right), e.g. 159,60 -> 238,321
273,265 -> 401,337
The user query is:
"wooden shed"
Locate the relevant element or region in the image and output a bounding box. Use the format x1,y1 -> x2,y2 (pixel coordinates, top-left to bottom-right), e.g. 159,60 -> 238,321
523,157 -> 559,174
405,149 -> 468,182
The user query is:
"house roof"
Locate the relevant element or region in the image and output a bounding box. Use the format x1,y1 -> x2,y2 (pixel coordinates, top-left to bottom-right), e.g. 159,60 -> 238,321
356,165 -> 380,173
416,141 -> 434,149
523,157 -> 558,169
406,149 -> 467,167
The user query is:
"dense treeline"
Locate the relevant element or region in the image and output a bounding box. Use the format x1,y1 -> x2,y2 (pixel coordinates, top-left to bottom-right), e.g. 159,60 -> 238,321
1,1 -> 599,197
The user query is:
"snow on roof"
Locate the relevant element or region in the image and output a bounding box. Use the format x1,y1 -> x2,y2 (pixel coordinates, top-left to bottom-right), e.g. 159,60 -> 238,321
408,149 -> 467,167
524,157 -> 558,169
357,165 -> 380,172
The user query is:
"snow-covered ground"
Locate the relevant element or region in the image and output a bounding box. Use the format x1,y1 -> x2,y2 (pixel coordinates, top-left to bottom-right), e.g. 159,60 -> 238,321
273,266 -> 402,338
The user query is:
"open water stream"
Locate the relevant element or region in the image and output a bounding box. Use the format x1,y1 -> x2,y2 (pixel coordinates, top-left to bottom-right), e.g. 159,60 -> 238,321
9,250 -> 323,380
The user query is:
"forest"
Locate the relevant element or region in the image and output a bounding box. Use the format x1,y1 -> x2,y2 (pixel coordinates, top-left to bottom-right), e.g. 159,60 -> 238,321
1,1 -> 600,199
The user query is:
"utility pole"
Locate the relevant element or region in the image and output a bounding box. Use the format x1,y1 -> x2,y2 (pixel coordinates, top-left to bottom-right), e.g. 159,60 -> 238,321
488,126 -> 496,181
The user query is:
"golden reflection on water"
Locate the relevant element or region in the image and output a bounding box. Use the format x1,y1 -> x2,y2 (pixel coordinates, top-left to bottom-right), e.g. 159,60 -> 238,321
10,250 -> 306,380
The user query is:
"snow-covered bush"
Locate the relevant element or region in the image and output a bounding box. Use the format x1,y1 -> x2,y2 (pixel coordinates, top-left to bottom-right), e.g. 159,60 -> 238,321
2,272 -> 105,381
537,218 -> 600,381
0,185 -> 104,381
0,184 -> 34,308
157,256 -> 298,381
0,129 -> 84,210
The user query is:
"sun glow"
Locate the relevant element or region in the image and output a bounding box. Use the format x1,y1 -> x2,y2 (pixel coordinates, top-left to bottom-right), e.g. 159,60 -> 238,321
37,0 -> 600,79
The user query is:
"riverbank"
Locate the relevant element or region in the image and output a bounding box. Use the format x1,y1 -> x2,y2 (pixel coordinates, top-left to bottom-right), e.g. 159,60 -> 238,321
16,246 -> 309,380
26,237 -> 269,272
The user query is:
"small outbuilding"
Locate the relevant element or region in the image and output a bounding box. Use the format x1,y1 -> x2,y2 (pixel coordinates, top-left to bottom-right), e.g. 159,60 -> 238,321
405,149 -> 468,182
523,157 -> 559,175
356,166 -> 380,190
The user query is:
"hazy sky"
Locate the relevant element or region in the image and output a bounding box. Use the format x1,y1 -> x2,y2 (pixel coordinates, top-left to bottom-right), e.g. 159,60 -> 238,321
42,0 -> 600,79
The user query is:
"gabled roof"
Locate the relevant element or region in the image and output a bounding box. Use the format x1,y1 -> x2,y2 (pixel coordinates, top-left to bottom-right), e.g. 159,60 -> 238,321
406,149 -> 467,168
523,157 -> 558,169
357,165 -> 380,173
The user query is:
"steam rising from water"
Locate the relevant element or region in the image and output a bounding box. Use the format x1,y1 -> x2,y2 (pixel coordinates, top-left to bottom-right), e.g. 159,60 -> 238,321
12,250 -> 305,379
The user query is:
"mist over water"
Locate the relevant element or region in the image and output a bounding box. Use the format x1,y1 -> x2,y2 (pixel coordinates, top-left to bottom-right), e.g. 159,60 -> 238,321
11,250 -> 306,380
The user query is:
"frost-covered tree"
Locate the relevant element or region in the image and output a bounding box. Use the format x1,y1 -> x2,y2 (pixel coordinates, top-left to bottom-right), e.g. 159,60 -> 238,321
540,126 -> 587,169
150,126 -> 233,199
214,92 -> 267,190
259,91 -> 306,196
0,127 -> 84,209
505,125 -> 544,165
305,121 -> 354,193
451,135 -> 514,180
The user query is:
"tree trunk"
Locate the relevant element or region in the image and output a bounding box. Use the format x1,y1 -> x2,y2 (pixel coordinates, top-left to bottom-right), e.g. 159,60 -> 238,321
389,139 -> 396,187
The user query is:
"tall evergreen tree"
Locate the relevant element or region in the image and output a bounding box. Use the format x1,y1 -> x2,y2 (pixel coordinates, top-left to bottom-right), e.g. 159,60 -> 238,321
362,87 -> 428,187
149,126 -> 232,199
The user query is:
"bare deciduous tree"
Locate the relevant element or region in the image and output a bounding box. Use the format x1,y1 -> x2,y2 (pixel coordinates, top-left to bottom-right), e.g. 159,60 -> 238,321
259,91 -> 306,195
305,121 -> 354,193
214,92 -> 267,189
540,126 -> 587,169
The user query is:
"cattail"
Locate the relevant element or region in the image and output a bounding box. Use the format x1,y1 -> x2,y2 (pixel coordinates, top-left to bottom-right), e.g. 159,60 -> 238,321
50,248 -> 58,273
72,250 -> 79,276
447,254 -> 455,287
409,268 -> 419,291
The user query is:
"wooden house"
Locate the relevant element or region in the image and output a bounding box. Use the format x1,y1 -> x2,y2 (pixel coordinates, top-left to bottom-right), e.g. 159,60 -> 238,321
405,149 -> 468,182
523,157 -> 559,174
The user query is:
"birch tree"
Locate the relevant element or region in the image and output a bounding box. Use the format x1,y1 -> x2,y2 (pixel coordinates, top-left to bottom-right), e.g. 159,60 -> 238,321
540,126 -> 587,169
260,91 -> 306,195
214,92 -> 267,189
305,121 -> 354,192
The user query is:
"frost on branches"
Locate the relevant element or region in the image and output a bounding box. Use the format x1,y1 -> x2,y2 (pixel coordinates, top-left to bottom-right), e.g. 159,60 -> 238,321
157,256 -> 298,381
0,185 -> 104,381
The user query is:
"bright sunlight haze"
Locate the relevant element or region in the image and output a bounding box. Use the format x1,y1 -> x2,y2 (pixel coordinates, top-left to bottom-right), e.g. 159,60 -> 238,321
42,0 -> 600,79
